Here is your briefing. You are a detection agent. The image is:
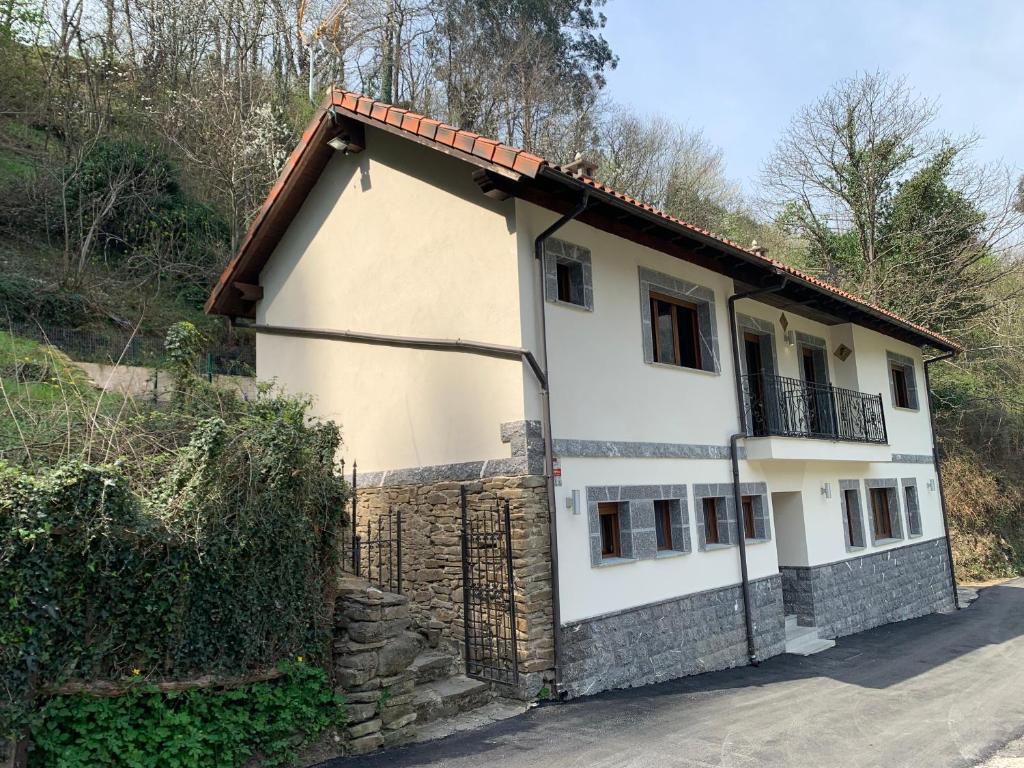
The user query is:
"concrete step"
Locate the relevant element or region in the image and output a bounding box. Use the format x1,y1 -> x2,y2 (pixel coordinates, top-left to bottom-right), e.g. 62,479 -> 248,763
412,699 -> 528,744
785,614 -> 799,631
785,624 -> 818,642
785,635 -> 836,656
412,675 -> 493,726
409,650 -> 459,685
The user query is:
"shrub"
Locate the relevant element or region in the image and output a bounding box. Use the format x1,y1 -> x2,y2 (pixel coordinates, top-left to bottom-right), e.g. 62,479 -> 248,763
0,274 -> 89,326
30,661 -> 343,768
0,328 -> 349,752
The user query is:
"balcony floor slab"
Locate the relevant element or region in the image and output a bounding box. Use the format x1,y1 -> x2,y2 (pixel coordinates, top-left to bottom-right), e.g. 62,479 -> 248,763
743,436 -> 892,463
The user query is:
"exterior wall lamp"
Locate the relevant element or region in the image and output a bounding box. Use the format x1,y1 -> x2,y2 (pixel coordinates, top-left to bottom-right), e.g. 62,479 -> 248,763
820,482 -> 833,499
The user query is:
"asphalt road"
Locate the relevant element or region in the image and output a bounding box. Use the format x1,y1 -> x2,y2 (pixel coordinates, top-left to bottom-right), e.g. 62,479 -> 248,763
321,579 -> 1024,768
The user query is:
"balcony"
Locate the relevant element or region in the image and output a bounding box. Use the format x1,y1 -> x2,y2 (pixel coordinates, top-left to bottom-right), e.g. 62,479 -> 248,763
741,373 -> 888,451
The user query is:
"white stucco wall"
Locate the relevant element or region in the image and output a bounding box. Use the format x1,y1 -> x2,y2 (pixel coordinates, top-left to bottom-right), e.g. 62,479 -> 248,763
514,201 -> 947,624
255,127 -> 530,471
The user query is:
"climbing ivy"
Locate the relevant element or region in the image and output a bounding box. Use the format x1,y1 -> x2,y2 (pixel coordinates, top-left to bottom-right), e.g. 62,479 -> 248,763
0,386 -> 349,750
29,661 -> 343,768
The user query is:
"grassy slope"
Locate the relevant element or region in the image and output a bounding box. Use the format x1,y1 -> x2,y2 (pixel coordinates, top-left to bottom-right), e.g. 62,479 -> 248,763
0,330 -> 100,458
0,118 -> 227,343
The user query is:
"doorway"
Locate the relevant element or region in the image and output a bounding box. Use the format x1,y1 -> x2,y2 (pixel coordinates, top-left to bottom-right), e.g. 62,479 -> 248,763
798,343 -> 834,437
744,332 -> 769,434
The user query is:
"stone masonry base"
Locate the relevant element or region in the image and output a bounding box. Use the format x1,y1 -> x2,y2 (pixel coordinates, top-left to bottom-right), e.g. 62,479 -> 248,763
559,574 -> 786,698
355,475 -> 554,699
780,537 -> 955,639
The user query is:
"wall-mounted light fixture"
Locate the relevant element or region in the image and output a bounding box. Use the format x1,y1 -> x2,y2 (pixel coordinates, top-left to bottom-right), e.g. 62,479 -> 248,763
784,330 -> 795,347
567,489 -> 582,515
820,482 -> 832,499
927,479 -> 937,492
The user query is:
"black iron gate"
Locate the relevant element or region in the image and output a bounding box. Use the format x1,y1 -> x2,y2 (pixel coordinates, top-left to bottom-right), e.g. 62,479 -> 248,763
460,487 -> 519,686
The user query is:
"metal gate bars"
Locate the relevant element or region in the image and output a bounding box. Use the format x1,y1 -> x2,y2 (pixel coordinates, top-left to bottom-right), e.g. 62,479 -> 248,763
460,486 -> 520,686
339,461 -> 403,593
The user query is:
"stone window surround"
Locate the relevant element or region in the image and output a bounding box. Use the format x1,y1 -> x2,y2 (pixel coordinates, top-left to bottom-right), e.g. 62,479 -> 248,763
586,484 -> 691,567
886,350 -> 920,411
638,267 -> 720,374
902,477 -> 923,538
735,313 -> 779,378
865,478 -> 905,544
693,482 -> 770,551
543,237 -> 593,311
838,479 -> 867,551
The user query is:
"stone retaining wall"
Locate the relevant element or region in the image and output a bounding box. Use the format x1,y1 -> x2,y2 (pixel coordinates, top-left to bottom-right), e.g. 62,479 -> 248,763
779,537 -> 955,639
355,475 -> 554,698
559,574 -> 786,698
331,578 -> 422,754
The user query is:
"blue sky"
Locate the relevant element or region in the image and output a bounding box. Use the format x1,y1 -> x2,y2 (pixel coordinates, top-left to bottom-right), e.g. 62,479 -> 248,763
600,0 -> 1024,196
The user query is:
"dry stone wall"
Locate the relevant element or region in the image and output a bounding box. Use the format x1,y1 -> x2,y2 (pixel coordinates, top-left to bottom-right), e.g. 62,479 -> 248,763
355,475 -> 554,698
331,578 -> 422,754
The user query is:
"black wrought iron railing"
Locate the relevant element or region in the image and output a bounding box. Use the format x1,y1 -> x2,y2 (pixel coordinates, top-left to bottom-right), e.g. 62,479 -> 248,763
741,373 -> 888,444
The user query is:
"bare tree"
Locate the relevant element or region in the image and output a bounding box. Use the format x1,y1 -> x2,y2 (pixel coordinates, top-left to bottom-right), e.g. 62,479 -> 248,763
760,71 -> 1024,335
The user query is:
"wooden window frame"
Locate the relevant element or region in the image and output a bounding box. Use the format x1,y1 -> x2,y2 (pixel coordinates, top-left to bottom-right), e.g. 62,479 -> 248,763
891,364 -> 911,409
598,502 -> 622,558
555,260 -> 584,306
870,487 -> 893,540
654,499 -> 674,551
741,495 -> 757,540
702,497 -> 721,545
650,291 -> 703,370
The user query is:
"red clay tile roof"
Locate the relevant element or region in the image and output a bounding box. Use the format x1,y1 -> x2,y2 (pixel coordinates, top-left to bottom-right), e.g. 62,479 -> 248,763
206,88 -> 961,352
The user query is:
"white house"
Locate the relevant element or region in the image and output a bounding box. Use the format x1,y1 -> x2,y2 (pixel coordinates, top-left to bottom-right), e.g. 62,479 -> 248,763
207,90 -> 961,699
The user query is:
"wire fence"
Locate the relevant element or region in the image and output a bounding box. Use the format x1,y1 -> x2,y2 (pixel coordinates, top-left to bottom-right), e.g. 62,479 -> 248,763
4,322 -> 256,377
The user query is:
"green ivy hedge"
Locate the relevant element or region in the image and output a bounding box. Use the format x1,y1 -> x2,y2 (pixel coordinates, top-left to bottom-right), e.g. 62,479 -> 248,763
30,662 -> 342,768
0,327 -> 350,760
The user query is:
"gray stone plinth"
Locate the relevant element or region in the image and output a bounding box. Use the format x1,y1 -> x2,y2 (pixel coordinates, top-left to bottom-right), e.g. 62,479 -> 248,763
559,575 -> 785,698
779,537 -> 954,639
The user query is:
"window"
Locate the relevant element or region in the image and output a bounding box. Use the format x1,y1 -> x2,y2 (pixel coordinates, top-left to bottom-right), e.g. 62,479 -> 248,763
887,352 -> 919,410
742,496 -> 756,540
544,238 -> 592,310
904,482 -> 922,536
843,489 -> 860,547
598,502 -> 622,558
654,500 -> 674,551
839,482 -> 867,550
556,260 -> 585,306
870,487 -> 893,540
891,366 -> 910,408
650,292 -> 702,369
702,497 -> 721,545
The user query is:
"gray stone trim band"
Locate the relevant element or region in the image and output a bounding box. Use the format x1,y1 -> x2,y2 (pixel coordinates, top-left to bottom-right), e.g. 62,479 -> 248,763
553,439 -> 741,460
794,330 -> 827,349
891,453 -> 934,464
638,266 -> 721,373
359,420 -> 544,488
543,237 -> 594,311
